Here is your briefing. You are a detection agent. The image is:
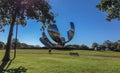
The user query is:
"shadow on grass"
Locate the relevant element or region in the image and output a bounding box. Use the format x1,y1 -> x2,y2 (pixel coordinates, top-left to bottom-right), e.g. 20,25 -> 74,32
0,59 -> 27,73
3,66 -> 27,73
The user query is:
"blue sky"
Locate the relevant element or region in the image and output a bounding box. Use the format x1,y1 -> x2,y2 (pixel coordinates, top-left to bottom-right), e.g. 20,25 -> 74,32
0,0 -> 120,47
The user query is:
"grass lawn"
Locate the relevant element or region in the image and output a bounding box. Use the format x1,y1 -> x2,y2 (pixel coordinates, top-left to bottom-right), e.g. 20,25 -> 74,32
0,49 -> 120,73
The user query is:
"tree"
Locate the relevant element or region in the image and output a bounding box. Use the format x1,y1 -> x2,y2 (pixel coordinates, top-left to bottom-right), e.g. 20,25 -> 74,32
80,44 -> 89,50
111,41 -> 118,51
116,40 -> 120,51
96,0 -> 120,21
0,0 -> 54,71
113,40 -> 120,51
103,40 -> 113,50
99,44 -> 106,51
92,42 -> 99,50
0,41 -> 5,49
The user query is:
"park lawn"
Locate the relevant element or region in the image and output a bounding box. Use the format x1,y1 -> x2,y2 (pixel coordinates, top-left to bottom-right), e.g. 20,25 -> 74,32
0,49 -> 120,73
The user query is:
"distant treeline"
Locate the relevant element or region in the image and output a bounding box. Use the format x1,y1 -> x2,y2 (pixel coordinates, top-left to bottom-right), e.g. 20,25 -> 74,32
0,39 -> 41,49
32,40 -> 120,52
1,39 -> 120,52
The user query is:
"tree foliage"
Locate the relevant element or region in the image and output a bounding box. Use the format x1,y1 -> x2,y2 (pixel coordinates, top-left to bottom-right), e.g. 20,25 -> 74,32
96,0 -> 120,21
92,42 -> 99,49
0,41 -> 5,49
92,40 -> 120,51
103,40 -> 113,48
0,0 -> 54,28
0,24 -> 4,32
0,0 -> 55,69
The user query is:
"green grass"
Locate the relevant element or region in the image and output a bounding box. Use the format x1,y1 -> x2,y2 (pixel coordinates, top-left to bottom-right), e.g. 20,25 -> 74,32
0,49 -> 120,73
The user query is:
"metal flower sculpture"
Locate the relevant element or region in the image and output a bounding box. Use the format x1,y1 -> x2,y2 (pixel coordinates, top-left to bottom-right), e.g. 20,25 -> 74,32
40,22 -> 75,49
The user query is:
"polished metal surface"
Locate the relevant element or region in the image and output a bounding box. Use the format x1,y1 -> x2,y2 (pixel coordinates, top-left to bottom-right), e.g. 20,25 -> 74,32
66,22 -> 75,42
40,32 -> 53,47
48,24 -> 62,43
40,22 -> 75,48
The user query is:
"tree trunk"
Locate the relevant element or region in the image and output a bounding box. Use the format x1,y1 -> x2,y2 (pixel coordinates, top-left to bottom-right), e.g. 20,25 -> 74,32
2,25 -> 14,62
2,15 -> 16,62
0,16 -> 16,72
13,24 -> 18,59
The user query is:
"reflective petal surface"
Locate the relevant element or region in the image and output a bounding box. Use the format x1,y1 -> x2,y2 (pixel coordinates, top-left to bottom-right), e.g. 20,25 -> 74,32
40,22 -> 75,48
40,32 -> 53,47
48,24 -> 62,43
67,22 -> 75,42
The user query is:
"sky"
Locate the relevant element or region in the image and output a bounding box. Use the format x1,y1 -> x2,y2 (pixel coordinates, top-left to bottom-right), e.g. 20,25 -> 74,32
0,0 -> 120,47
